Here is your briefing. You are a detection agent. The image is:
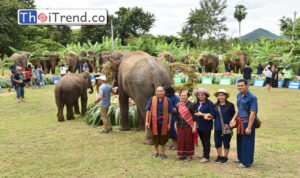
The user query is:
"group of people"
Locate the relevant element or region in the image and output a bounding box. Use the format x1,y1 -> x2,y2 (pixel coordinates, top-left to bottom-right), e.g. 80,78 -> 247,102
144,79 -> 257,168
241,62 -> 295,92
91,74 -> 258,168
77,61 -> 89,73
9,63 -> 44,103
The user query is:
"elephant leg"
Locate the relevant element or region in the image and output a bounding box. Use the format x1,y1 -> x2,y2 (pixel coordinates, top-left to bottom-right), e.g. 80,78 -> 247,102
136,105 -> 145,131
74,100 -> 80,115
133,90 -> 153,145
80,92 -> 88,116
57,104 -> 65,122
119,89 -> 130,131
66,105 -> 75,120
205,66 -> 209,73
51,66 -> 55,74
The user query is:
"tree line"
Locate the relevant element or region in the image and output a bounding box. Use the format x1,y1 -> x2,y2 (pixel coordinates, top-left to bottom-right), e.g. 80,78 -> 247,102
0,0 -> 299,57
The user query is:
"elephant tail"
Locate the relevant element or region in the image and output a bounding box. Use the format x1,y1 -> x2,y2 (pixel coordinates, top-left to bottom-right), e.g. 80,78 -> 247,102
55,86 -> 64,115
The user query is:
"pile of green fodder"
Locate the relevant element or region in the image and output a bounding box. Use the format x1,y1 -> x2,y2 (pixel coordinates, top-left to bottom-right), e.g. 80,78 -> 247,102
85,103 -> 138,128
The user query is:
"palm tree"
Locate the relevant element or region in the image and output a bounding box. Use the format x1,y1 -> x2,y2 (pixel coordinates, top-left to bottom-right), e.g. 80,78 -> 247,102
234,5 -> 247,41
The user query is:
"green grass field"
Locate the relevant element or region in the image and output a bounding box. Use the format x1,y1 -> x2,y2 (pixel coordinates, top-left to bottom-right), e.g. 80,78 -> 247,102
0,84 -> 300,177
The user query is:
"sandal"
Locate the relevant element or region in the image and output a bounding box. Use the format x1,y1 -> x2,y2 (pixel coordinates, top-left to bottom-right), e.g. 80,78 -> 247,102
237,163 -> 246,168
199,158 -> 209,163
234,159 -> 241,163
160,153 -> 167,159
152,153 -> 159,158
171,146 -> 177,150
185,157 -> 192,162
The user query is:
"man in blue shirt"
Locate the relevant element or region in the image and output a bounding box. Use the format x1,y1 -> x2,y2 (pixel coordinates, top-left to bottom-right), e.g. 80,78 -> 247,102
242,63 -> 253,86
93,76 -> 117,134
145,86 -> 172,159
230,79 -> 258,168
256,64 -> 264,75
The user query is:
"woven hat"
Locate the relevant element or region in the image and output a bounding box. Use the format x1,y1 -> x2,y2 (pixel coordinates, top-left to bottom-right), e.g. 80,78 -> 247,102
194,88 -> 210,97
214,89 -> 230,98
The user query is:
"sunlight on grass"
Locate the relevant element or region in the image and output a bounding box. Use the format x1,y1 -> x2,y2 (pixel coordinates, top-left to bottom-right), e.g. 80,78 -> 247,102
0,84 -> 299,177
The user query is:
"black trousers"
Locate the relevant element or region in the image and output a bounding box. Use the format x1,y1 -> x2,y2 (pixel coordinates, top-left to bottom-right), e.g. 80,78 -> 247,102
283,78 -> 291,88
198,130 -> 211,159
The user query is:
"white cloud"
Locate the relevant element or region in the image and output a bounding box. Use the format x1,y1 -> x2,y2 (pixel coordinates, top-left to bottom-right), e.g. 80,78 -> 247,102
35,0 -> 300,37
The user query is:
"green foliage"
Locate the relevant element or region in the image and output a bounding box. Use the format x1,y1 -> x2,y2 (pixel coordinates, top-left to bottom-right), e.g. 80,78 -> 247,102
0,54 -> 14,76
280,16 -> 300,39
80,7 -> 156,44
0,0 -> 34,57
234,4 -> 247,22
85,103 -> 138,128
181,0 -> 228,41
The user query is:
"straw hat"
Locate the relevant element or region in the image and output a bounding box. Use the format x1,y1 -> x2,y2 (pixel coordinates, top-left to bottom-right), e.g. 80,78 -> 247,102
194,88 -> 210,97
214,89 -> 230,98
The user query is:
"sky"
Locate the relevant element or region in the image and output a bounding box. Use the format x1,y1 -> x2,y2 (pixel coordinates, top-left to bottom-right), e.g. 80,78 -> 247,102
35,0 -> 300,37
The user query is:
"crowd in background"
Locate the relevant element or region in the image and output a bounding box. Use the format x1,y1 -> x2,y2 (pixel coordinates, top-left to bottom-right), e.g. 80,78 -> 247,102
9,63 -> 44,103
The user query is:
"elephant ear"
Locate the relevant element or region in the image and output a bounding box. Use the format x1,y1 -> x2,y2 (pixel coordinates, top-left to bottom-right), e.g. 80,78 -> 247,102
110,52 -> 124,71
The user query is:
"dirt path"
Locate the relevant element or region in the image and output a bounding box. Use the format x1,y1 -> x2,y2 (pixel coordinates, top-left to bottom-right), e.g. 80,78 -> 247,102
0,92 -> 15,97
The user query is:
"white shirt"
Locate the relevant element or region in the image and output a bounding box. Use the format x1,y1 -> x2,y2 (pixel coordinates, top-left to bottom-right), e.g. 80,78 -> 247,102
263,70 -> 272,78
60,67 -> 67,75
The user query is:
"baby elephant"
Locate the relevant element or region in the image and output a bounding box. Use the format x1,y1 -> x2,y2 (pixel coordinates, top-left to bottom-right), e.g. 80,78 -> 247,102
55,72 -> 93,122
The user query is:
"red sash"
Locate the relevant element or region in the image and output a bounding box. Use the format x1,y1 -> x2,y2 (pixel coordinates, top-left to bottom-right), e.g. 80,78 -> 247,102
177,102 -> 198,146
149,96 -> 169,136
236,117 -> 249,135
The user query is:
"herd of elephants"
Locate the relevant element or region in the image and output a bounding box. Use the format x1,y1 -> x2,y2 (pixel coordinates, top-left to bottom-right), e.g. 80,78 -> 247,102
9,49 -> 264,144
10,50 -> 254,74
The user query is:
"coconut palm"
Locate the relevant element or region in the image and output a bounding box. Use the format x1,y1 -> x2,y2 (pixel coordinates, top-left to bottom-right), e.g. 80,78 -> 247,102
234,4 -> 247,41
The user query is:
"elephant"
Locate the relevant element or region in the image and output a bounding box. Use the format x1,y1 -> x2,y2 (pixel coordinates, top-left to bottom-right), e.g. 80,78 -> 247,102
226,50 -> 248,73
98,51 -> 111,72
79,50 -> 96,73
109,51 -> 172,144
55,72 -> 93,122
30,51 -> 60,74
64,51 -> 79,73
267,54 -> 281,67
179,52 -> 195,64
157,51 -> 175,63
43,51 -> 60,74
10,51 -> 31,68
197,53 -> 219,73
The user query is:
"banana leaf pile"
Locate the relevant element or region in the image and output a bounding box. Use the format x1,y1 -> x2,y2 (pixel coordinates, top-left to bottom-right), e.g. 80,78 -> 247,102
85,103 -> 138,128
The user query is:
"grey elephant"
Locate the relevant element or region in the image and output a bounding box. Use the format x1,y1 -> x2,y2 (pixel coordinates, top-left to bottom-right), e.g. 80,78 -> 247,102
31,51 -> 60,74
43,51 -> 60,74
98,51 -> 112,72
267,54 -> 281,67
64,51 -> 79,73
109,51 -> 172,144
197,53 -> 219,73
79,50 -> 96,73
55,72 -> 93,121
157,51 -> 175,63
179,52 -> 195,64
225,50 -> 248,73
10,51 -> 31,68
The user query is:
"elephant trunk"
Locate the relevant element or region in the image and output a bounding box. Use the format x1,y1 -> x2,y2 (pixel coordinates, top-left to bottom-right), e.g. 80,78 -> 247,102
89,85 -> 93,94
